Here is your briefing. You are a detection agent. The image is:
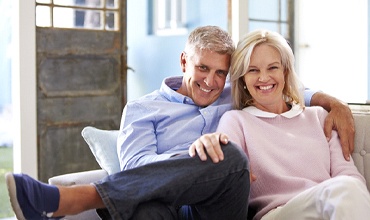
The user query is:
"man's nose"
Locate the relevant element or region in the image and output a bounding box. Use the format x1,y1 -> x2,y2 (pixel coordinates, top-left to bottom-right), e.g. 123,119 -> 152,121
204,73 -> 215,87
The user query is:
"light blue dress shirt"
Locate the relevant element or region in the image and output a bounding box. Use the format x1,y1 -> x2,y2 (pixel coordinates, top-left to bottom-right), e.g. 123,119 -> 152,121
118,76 -> 315,171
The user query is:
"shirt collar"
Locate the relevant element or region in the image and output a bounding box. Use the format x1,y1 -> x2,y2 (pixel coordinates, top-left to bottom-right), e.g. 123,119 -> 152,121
243,103 -> 303,118
160,76 -> 195,104
160,76 -> 232,107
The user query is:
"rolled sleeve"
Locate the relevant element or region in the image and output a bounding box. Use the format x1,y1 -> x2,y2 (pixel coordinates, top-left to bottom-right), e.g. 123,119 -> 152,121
304,88 -> 318,107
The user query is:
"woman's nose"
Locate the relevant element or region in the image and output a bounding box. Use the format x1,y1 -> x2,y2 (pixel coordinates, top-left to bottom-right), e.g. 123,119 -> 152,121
258,71 -> 270,82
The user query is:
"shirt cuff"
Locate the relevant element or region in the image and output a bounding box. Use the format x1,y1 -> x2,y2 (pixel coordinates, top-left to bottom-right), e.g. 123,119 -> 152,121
304,88 -> 318,106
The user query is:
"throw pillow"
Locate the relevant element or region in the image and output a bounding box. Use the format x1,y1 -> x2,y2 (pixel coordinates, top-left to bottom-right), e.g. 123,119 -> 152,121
81,126 -> 120,175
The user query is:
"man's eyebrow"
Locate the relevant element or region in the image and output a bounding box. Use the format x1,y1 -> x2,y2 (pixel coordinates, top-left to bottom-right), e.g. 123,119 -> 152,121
216,69 -> 229,74
194,63 -> 209,68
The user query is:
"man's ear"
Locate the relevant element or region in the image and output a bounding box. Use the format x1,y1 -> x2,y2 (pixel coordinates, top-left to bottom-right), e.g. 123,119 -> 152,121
180,52 -> 186,72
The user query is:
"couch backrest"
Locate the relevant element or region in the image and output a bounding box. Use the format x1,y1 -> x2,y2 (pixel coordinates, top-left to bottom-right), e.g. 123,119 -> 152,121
352,113 -> 370,191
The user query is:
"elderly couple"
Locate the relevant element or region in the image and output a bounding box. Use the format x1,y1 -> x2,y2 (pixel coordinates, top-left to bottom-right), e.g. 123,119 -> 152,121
6,26 -> 370,220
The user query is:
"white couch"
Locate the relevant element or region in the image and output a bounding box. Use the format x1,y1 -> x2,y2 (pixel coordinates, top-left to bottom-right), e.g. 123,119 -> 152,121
49,109 -> 370,220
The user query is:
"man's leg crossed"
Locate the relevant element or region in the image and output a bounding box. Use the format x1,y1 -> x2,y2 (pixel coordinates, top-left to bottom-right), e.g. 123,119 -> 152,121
95,142 -> 250,219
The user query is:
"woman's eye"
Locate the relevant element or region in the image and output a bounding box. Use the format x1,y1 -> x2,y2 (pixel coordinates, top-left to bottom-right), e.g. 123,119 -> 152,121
269,66 -> 280,70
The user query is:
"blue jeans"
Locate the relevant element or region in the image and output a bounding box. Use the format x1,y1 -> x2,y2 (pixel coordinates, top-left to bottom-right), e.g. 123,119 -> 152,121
94,142 -> 250,220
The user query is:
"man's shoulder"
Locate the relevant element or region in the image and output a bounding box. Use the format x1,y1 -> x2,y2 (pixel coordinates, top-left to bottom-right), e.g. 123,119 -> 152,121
126,90 -> 166,107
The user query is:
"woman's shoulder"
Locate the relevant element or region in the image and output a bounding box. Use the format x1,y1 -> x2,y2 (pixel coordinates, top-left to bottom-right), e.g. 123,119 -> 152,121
221,109 -> 256,123
223,109 -> 249,117
303,106 -> 329,120
305,106 -> 328,114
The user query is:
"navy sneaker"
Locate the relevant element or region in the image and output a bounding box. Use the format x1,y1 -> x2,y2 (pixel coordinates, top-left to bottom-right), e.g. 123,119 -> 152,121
5,173 -> 61,220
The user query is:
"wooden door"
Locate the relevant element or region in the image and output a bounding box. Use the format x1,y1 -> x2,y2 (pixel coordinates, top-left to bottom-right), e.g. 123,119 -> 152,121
36,0 -> 127,182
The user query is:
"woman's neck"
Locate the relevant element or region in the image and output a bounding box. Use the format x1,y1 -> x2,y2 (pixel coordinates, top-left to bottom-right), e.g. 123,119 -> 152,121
254,100 -> 291,114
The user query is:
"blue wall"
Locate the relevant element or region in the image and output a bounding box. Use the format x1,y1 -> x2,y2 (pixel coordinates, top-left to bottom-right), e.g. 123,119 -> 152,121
0,0 -> 12,111
127,0 -> 228,101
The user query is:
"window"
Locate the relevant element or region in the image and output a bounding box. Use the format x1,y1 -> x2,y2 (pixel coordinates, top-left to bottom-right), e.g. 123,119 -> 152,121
294,0 -> 368,104
36,0 -> 120,31
151,0 -> 187,36
248,0 -> 294,47
245,0 -> 369,104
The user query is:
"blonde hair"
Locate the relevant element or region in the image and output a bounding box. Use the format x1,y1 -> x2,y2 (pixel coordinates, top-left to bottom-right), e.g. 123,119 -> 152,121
230,29 -> 304,110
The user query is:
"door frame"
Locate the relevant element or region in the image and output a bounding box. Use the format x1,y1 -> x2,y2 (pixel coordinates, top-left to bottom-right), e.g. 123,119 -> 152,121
12,0 -> 128,179
12,0 -> 37,178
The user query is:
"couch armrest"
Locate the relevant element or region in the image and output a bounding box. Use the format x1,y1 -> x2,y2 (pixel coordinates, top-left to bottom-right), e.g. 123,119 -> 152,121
48,170 -> 108,220
48,169 -> 108,186
352,113 -> 370,191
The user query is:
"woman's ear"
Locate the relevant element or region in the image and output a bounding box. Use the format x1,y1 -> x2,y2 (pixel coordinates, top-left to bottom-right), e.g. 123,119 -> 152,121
242,77 -> 246,85
180,52 -> 187,72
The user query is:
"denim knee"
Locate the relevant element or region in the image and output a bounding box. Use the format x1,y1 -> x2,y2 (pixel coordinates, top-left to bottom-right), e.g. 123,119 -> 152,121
222,141 -> 250,170
131,202 -> 178,220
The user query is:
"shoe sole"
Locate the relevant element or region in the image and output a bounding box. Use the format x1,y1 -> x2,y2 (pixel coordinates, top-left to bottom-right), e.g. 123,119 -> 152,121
5,173 -> 26,220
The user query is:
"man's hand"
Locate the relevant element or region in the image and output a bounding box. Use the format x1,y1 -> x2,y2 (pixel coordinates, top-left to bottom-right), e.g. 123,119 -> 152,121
189,133 -> 229,163
311,92 -> 355,161
323,101 -> 355,161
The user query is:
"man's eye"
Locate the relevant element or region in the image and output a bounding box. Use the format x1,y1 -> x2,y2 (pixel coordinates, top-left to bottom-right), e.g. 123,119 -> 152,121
198,66 -> 208,71
216,70 -> 227,75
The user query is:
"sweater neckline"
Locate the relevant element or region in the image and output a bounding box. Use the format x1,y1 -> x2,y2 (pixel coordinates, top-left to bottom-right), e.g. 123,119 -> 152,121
242,103 -> 303,119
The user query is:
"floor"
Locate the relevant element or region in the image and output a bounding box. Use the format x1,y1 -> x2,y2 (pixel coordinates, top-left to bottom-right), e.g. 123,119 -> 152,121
0,106 -> 14,220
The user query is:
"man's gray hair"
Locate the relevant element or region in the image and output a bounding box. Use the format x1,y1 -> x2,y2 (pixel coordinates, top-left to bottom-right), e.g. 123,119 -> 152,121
184,26 -> 235,58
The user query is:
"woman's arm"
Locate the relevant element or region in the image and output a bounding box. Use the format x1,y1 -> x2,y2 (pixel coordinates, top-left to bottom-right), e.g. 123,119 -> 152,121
310,91 -> 355,161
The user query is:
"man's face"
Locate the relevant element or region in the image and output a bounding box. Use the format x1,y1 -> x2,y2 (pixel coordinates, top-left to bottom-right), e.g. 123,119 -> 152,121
178,49 -> 230,107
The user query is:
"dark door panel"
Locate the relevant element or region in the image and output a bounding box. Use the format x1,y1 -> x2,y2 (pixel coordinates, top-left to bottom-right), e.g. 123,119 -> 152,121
36,0 -> 127,182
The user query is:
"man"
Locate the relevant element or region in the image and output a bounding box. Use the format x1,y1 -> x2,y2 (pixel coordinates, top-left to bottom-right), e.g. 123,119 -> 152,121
5,26 -> 354,220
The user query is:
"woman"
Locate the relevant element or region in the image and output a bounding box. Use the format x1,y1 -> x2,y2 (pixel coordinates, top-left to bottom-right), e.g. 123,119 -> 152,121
216,30 -> 370,219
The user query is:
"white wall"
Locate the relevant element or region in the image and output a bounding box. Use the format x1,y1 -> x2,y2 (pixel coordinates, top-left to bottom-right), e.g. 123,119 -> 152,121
295,0 -> 368,103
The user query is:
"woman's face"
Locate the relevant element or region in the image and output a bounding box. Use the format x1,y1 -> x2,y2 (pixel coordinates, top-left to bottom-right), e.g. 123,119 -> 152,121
243,44 -> 287,113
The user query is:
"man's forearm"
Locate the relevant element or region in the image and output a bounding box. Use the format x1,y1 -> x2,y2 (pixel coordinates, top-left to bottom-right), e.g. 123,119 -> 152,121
310,91 -> 349,112
310,92 -> 355,160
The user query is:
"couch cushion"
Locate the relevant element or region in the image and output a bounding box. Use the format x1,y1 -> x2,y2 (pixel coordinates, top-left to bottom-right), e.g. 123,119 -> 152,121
81,126 -> 120,174
352,113 -> 370,191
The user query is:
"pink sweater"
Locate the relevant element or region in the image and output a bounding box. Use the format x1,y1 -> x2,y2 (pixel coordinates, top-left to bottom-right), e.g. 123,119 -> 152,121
217,106 -> 365,220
